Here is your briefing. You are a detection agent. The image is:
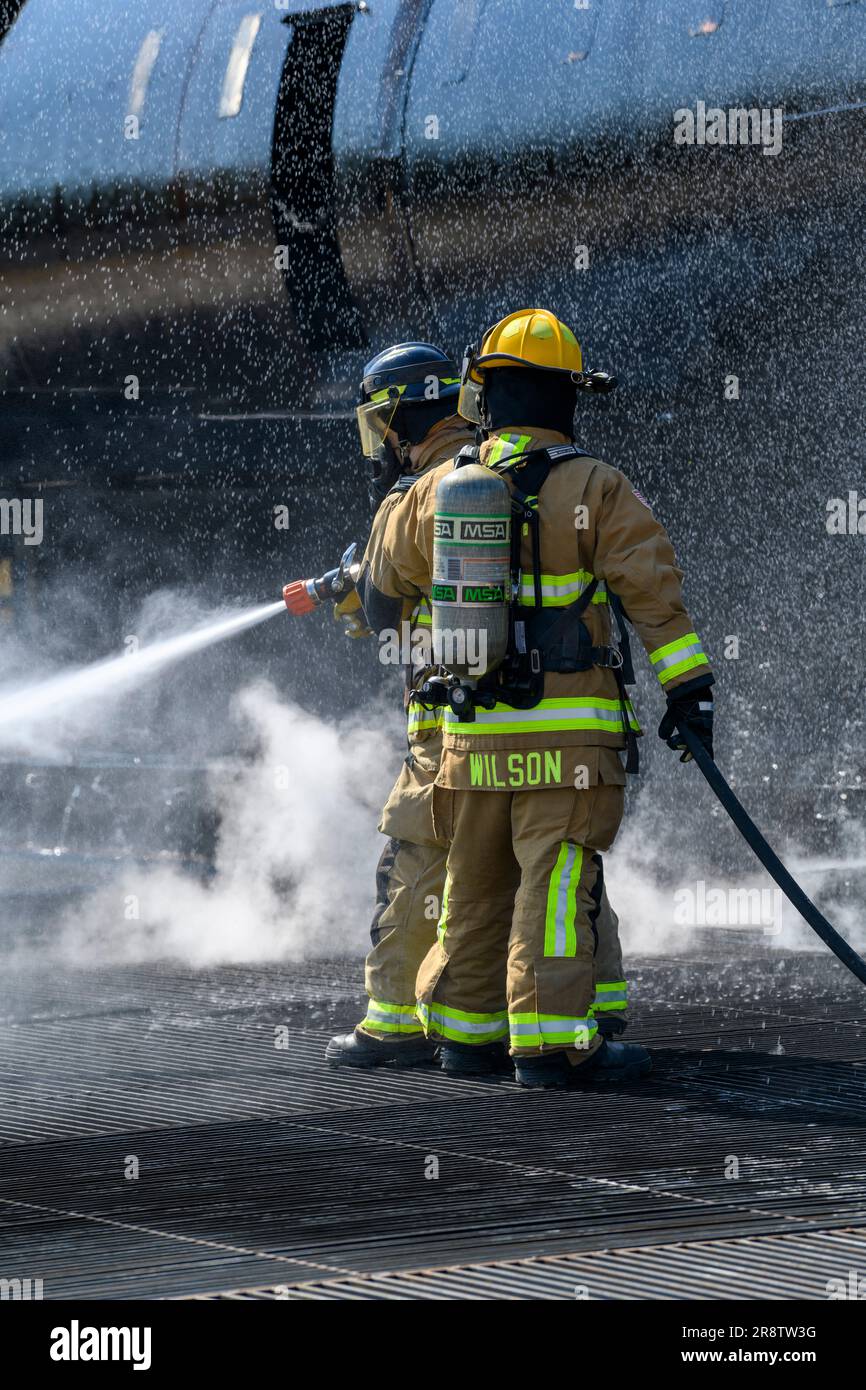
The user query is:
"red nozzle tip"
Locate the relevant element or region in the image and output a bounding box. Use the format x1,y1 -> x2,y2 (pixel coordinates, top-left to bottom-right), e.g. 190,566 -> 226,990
283,580 -> 317,615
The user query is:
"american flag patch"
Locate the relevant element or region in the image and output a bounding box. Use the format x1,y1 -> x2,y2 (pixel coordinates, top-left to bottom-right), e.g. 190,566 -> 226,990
632,488 -> 652,510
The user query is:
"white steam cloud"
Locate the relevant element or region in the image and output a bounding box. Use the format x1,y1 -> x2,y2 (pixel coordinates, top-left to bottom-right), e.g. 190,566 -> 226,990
57,683 -> 400,966
53,690 -> 866,972
609,784 -> 866,959
0,581 -> 862,976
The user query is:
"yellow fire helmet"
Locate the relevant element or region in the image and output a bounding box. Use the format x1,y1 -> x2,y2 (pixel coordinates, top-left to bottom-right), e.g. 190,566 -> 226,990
458,308 -> 615,423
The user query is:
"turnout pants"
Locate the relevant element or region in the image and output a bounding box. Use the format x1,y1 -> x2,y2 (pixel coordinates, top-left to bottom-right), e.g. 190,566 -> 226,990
416,771 -> 626,1063
358,739 -> 448,1040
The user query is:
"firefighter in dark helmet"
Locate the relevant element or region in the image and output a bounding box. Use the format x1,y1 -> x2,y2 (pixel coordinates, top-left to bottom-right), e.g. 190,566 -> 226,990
323,343 -> 471,1066
367,309 -> 714,1087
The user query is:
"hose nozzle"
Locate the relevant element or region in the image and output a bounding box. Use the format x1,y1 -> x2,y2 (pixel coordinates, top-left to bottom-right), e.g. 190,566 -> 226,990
283,579 -> 319,615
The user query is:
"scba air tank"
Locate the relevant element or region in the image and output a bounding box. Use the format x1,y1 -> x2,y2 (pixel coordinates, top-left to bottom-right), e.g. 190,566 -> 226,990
431,464 -> 511,679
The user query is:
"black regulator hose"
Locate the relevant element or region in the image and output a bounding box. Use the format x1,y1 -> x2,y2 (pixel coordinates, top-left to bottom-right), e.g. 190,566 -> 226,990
676,719 -> 866,988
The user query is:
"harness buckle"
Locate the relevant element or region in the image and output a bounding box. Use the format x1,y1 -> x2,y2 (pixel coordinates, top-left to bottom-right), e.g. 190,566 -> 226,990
595,646 -> 624,671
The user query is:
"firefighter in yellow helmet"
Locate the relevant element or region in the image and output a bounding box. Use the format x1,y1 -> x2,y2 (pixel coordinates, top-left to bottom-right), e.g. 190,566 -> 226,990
367,309 -> 714,1087
316,337 -> 632,1073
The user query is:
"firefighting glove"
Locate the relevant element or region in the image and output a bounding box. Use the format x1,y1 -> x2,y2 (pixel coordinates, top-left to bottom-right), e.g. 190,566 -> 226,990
658,678 -> 714,763
334,589 -> 372,638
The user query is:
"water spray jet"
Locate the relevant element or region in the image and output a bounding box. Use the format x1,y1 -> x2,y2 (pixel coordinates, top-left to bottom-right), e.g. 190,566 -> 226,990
0,600 -> 286,741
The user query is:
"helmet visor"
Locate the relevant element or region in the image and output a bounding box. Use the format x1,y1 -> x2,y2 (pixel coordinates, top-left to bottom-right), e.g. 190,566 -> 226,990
355,388 -> 403,459
457,377 -> 483,424
456,346 -> 483,424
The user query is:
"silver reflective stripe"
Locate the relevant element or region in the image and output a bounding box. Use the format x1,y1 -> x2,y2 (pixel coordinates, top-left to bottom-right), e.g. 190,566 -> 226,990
446,705 -> 625,726
510,1018 -> 595,1035
594,990 -> 628,1005
519,577 -> 588,601
367,1005 -> 418,1026
655,641 -> 703,672
517,576 -> 608,604
426,1010 -> 504,1035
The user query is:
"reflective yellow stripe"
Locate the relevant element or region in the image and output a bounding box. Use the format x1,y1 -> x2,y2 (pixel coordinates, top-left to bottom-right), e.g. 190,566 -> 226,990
544,842 -> 583,957
369,383 -> 408,403
487,432 -> 532,466
371,376 -> 459,403
411,595 -> 433,628
407,709 -> 444,735
444,696 -> 641,737
650,632 -> 709,686
517,571 -> 608,607
510,1012 -> 597,1049
436,872 -> 450,945
363,999 -> 424,1035
418,1000 -> 508,1044
593,981 -> 628,1012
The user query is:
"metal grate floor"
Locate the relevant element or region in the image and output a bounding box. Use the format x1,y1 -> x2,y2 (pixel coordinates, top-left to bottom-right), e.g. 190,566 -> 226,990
198,1227 -> 866,1300
1,948 -> 865,1298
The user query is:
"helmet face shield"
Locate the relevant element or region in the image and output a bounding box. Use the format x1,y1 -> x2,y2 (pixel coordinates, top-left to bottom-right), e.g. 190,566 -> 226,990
457,375 -> 483,424
355,388 -> 403,459
457,346 -> 484,424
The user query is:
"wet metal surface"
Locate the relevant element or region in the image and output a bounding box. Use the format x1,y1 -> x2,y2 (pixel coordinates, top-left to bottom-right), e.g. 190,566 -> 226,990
1,950 -> 865,1298
200,1228 -> 866,1301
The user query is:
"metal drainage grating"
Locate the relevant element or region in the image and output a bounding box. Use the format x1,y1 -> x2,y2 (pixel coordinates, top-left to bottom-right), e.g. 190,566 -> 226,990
198,1226 -> 866,1300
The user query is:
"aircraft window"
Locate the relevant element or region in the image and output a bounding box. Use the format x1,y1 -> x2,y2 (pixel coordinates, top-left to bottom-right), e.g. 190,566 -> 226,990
685,4 -> 726,35
219,12 -> 263,118
440,0 -> 600,84
445,0 -> 490,83
128,30 -> 163,119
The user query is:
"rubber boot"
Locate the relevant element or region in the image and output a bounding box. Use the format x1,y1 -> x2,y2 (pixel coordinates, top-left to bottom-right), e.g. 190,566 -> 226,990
325,1027 -> 436,1069
515,1038 -> 652,1089
439,1041 -> 512,1076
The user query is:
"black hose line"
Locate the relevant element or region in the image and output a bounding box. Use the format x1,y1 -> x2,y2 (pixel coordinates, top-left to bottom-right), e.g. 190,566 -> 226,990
675,720 -> 866,988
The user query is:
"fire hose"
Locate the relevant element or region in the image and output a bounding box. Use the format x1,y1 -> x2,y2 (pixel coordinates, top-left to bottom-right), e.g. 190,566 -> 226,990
676,720 -> 866,987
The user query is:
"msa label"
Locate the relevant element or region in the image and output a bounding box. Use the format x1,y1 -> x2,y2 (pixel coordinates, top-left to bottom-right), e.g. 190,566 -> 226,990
434,514 -> 510,544
432,582 -> 507,606
431,583 -> 458,603
463,584 -> 506,604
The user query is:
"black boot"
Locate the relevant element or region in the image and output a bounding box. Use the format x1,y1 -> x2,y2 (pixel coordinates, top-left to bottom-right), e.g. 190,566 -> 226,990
596,1015 -> 627,1039
515,1039 -> 651,1089
439,1041 -> 512,1076
325,1028 -> 436,1069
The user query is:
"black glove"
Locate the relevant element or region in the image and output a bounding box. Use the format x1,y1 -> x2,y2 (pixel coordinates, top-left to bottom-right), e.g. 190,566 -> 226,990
658,678 -> 714,763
